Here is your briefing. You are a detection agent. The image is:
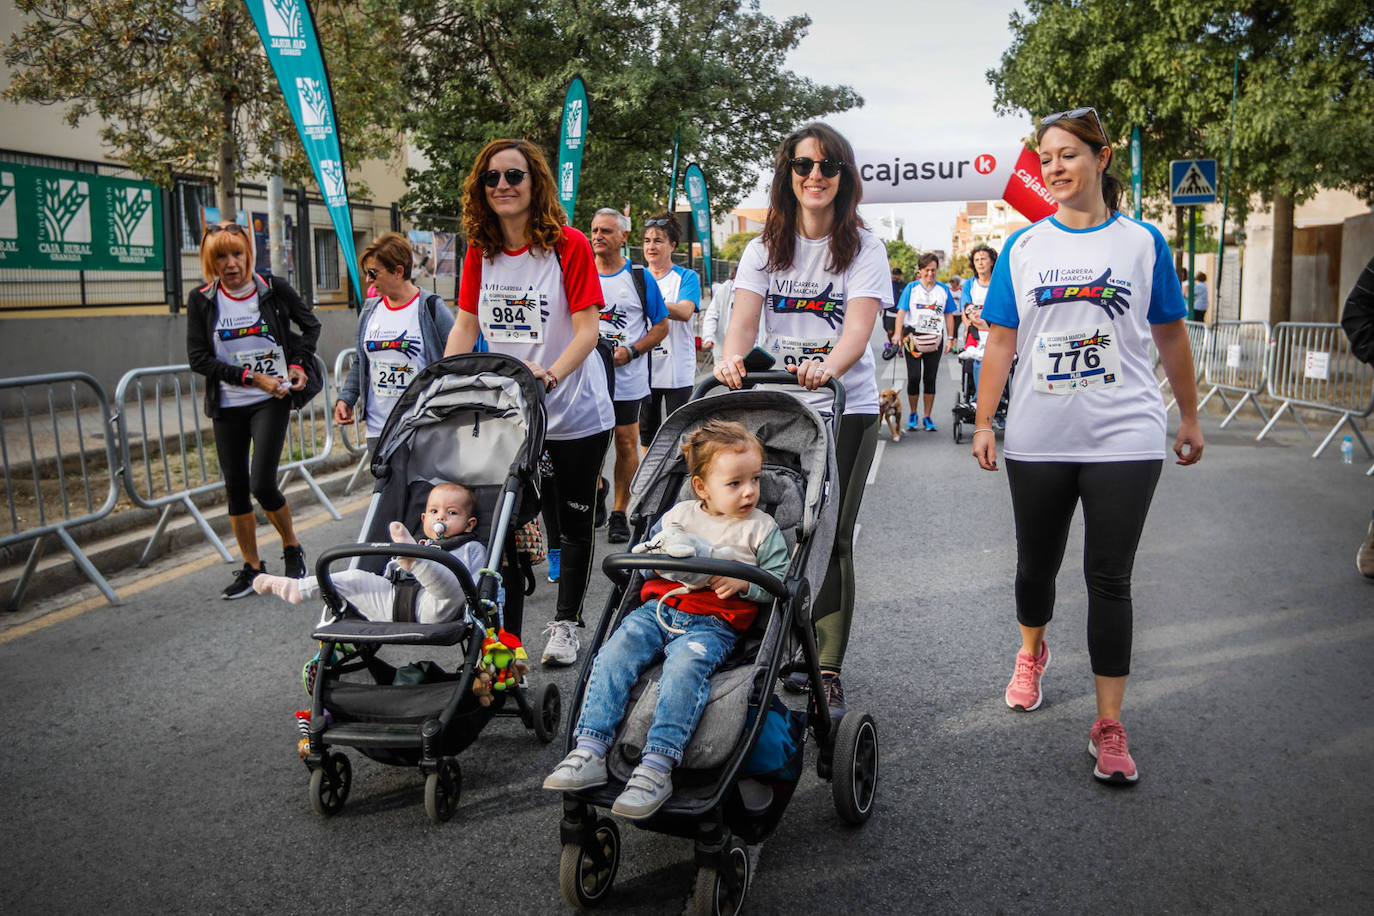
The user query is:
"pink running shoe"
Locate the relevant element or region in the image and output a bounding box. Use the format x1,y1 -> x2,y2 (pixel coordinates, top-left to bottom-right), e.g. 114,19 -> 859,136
1089,718 -> 1139,784
1004,641 -> 1050,711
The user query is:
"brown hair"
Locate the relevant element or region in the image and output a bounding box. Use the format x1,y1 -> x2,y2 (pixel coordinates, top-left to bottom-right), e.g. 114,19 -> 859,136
917,252 -> 939,271
199,222 -> 254,283
1036,113 -> 1122,213
461,139 -> 566,260
360,231 -> 413,281
681,420 -> 763,481
761,122 -> 864,274
643,211 -> 680,248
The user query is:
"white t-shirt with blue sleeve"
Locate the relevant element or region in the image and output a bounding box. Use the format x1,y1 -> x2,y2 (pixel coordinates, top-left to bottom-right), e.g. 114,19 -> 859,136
980,213 -> 1186,462
598,262 -> 668,402
649,264 -> 701,390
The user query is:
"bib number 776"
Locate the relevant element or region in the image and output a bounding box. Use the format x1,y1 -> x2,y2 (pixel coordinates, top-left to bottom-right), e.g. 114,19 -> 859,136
1031,328 -> 1121,395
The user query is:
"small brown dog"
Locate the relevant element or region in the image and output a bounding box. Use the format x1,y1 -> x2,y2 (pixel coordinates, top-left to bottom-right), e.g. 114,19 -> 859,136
879,388 -> 902,441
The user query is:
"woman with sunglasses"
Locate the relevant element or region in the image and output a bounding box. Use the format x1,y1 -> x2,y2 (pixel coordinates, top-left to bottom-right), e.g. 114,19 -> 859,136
638,213 -> 702,448
335,231 -> 454,452
185,221 -> 321,599
444,139 -> 614,667
714,122 -> 890,725
972,107 -> 1203,784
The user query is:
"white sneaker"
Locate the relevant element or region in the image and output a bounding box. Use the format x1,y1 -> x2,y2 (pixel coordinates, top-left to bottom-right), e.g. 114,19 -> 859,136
611,764 -> 673,819
541,620 -> 580,666
543,748 -> 607,791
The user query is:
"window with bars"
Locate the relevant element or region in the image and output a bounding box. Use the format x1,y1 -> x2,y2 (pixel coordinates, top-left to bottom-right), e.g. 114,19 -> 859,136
314,227 -> 339,290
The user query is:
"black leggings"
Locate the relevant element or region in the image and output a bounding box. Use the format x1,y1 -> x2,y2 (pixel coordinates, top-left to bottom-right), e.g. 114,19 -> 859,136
546,430 -> 612,624
903,348 -> 941,397
813,412 -> 879,672
213,397 -> 292,516
638,386 -> 691,447
1005,459 -> 1163,678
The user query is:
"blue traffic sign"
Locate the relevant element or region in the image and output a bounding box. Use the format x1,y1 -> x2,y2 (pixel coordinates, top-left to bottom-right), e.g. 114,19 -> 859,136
1170,159 -> 1218,205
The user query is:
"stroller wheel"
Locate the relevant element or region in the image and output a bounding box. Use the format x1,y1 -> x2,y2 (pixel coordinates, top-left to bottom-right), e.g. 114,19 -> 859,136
953,418 -> 963,444
831,711 -> 879,825
533,682 -> 562,743
691,835 -> 750,916
309,751 -> 351,818
559,816 -> 620,909
424,757 -> 462,824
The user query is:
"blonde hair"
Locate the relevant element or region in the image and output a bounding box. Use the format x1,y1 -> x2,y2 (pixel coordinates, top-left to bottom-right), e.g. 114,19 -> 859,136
199,223 -> 254,283
681,420 -> 763,480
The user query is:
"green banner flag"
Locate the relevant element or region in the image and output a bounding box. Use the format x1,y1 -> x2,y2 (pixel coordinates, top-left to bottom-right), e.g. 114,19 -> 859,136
557,75 -> 588,223
244,0 -> 360,301
0,162 -> 162,271
683,163 -> 712,288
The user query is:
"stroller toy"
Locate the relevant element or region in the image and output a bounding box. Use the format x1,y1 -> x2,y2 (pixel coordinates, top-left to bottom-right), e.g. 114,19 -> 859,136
481,627 -> 529,693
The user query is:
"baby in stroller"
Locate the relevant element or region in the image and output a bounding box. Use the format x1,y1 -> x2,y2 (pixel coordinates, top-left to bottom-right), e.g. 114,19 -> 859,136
543,420 -> 789,819
953,303 -> 1008,440
254,481 -> 485,624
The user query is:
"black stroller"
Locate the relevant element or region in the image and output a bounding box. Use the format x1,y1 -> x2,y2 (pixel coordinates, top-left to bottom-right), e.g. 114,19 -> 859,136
555,371 -> 879,915
300,354 -> 561,824
951,337 -> 1011,444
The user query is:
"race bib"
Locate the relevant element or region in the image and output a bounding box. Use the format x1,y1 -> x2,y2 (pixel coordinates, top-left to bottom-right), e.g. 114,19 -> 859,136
369,357 -> 418,399
480,290 -> 545,344
909,308 -> 944,336
237,345 -> 286,378
1031,327 -> 1122,395
773,335 -> 836,369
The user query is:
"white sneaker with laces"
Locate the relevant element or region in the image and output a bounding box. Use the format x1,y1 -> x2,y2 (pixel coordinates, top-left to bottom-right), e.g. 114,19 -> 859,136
611,764 -> 673,819
541,620 -> 580,666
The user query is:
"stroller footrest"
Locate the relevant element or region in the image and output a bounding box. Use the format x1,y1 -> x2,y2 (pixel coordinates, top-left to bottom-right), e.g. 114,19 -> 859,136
313,619 -> 473,646
320,722 -> 424,749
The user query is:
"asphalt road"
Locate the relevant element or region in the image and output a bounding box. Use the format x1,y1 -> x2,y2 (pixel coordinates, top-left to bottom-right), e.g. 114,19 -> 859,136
3,347 -> 1371,915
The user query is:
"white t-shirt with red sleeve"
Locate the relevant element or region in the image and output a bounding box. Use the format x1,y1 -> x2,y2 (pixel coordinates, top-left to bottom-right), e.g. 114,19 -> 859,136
459,226 -> 614,441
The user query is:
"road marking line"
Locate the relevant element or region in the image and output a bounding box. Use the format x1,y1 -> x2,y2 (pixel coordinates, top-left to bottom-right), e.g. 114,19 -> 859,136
0,494 -> 371,646
867,440 -> 885,486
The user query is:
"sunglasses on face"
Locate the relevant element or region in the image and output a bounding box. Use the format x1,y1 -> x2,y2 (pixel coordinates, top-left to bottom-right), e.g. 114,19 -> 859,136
365,267 -> 381,281
203,223 -> 248,242
1041,106 -> 1108,144
480,168 -> 528,188
790,157 -> 844,179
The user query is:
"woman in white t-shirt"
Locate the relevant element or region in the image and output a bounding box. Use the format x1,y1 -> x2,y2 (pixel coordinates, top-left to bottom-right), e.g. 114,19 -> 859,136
336,232 -> 454,451
714,122 -> 890,725
638,212 -> 702,447
444,139 -> 614,668
973,107 -> 1204,785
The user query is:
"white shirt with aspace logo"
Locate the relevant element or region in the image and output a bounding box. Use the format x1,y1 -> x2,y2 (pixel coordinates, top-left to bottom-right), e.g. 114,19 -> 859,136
213,287 -> 282,409
649,264 -> 700,390
980,213 -> 1187,462
599,265 -> 651,402
734,229 -> 890,416
362,294 -> 425,437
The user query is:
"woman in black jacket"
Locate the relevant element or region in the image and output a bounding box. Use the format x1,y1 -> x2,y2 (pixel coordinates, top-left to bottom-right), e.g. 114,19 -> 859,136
186,222 -> 321,599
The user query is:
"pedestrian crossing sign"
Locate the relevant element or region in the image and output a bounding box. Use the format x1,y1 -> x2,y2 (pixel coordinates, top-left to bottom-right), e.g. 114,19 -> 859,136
1170,159 -> 1218,205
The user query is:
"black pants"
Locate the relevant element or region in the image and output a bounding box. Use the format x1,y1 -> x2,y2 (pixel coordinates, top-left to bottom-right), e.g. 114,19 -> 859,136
213,397 -> 292,516
903,347 -> 941,397
545,430 -> 612,623
639,386 -> 691,447
1005,459 -> 1163,677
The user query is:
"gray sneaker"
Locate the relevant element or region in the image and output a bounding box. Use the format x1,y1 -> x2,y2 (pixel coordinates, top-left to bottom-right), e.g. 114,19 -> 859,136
611,764 -> 673,819
541,620 -> 580,666
542,748 -> 607,791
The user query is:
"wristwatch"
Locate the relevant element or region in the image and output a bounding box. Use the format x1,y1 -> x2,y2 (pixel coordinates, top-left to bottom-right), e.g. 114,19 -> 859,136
627,342 -> 640,360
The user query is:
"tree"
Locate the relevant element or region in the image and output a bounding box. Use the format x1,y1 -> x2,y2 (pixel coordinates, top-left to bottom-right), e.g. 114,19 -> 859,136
885,239 -> 921,278
988,0 -> 1374,322
398,0 -> 861,225
4,0 -> 407,213
719,231 -> 759,262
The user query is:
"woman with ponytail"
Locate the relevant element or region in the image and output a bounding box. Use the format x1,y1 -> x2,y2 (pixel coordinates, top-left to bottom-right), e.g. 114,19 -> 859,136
971,107 -> 1203,785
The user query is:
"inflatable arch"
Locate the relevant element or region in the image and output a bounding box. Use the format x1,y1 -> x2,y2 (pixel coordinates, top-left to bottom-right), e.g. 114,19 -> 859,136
854,146 -> 1058,222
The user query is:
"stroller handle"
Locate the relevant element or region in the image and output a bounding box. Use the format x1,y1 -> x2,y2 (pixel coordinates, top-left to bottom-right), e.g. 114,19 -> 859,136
602,554 -> 790,601
690,369 -> 846,418
314,544 -> 483,621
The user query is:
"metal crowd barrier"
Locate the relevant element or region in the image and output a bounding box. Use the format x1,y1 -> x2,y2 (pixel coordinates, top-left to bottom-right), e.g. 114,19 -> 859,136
1163,319 -> 1210,409
114,354 -> 339,566
1258,322 -> 1374,459
333,348 -> 371,494
0,372 -> 122,608
1198,320 -> 1271,428
278,354 -> 341,520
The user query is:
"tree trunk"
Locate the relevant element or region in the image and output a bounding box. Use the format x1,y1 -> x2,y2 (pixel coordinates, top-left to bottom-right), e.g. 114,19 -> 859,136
216,8 -> 236,218
1269,183 -> 1294,326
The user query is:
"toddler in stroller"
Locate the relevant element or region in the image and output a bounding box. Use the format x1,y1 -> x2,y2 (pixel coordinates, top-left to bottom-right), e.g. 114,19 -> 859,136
254,481 -> 484,623
543,420 -> 789,820
952,304 -> 1009,443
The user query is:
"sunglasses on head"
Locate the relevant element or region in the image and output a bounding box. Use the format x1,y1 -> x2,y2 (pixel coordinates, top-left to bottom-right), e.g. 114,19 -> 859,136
644,217 -> 673,228
203,222 -> 248,241
480,168 -> 528,188
1041,106 -> 1108,144
790,157 -> 844,179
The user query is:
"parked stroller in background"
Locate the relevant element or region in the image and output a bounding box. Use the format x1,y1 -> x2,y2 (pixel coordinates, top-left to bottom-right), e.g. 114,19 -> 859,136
554,369 -> 879,915
951,332 -> 1011,444
300,354 -> 561,825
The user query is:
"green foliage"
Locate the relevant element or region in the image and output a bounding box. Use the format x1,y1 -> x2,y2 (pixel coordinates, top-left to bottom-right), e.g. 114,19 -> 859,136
885,239 -> 921,277
988,0 -> 1374,219
720,231 -> 759,262
3,1 -> 407,199
398,0 -> 861,224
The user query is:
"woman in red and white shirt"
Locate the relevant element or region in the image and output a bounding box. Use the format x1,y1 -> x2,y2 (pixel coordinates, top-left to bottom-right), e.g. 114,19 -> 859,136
444,139 -> 613,667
